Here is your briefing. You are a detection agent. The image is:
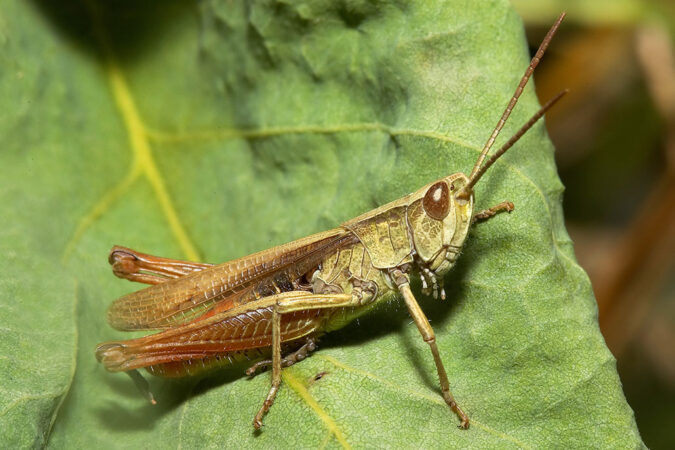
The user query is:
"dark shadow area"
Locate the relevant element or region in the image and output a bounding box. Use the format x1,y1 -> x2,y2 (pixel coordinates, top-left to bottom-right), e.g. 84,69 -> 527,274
30,0 -> 197,64
618,344 -> 675,449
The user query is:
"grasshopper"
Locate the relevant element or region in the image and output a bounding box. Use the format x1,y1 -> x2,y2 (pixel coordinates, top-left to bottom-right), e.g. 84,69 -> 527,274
96,13 -> 566,429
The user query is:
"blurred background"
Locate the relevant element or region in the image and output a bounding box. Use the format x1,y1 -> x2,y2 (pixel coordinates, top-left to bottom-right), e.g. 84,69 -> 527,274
513,1 -> 675,447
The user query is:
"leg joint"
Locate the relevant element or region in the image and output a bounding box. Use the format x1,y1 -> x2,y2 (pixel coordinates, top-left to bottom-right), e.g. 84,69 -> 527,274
422,331 -> 436,344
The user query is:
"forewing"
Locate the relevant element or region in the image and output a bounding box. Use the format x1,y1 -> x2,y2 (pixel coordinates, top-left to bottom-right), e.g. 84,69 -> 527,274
106,228 -> 356,330
97,294 -> 326,374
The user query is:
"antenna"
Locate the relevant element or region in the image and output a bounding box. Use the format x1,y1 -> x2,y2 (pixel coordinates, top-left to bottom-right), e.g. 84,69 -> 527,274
466,12 -> 566,186
462,89 -> 568,193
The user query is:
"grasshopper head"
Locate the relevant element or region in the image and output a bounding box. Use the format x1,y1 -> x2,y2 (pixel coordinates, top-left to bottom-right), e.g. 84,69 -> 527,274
407,88 -> 566,300
409,95 -> 567,301
407,12 -> 567,299
408,87 -> 565,297
407,173 -> 474,285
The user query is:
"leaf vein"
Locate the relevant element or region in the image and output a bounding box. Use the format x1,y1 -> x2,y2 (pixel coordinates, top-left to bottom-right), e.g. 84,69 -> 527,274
146,120 -> 575,277
283,369 -> 351,449
104,62 -> 200,261
62,167 -> 140,261
68,13 -> 202,261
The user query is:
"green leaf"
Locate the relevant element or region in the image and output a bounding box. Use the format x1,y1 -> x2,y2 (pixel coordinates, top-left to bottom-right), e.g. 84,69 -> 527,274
0,0 -> 643,448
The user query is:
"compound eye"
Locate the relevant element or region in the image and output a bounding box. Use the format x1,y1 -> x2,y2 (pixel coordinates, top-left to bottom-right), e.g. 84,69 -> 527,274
422,181 -> 450,220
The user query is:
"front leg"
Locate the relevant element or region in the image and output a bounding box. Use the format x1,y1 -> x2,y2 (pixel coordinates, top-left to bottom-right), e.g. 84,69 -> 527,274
472,201 -> 514,224
390,269 -> 470,429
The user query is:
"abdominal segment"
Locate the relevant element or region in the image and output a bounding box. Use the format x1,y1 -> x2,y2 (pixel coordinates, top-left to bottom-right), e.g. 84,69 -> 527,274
96,305 -> 325,376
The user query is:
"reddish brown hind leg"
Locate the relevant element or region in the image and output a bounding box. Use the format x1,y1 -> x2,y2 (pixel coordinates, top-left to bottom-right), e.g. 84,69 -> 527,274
109,246 -> 213,285
246,337 -> 318,376
472,201 -> 514,224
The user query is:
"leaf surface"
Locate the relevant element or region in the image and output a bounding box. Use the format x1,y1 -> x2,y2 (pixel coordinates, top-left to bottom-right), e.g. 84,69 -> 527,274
0,0 -> 642,448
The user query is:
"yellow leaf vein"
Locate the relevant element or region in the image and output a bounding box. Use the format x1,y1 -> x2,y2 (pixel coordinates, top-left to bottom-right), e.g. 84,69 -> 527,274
63,16 -> 200,262
283,369 -> 351,449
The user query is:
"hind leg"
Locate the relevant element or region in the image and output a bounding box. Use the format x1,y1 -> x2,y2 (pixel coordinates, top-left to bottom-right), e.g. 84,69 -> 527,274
109,245 -> 213,285
253,291 -> 365,429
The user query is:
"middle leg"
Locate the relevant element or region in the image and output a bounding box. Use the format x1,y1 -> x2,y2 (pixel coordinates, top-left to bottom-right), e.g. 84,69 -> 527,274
246,337 -> 318,376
